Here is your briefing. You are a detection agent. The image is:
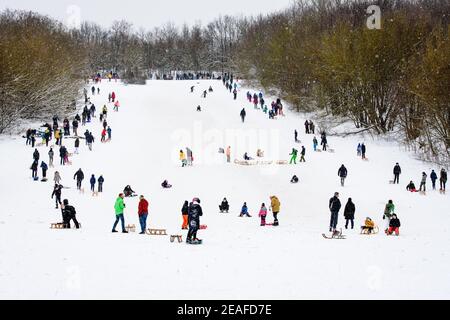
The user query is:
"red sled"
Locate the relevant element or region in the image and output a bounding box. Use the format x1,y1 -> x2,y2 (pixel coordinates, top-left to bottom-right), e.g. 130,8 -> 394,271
200,225 -> 208,230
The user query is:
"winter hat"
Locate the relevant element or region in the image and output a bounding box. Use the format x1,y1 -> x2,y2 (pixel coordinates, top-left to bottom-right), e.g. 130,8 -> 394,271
193,198 -> 200,204
63,199 -> 69,205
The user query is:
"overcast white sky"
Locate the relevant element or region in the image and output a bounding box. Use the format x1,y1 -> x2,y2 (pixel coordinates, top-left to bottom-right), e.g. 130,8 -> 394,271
0,0 -> 294,30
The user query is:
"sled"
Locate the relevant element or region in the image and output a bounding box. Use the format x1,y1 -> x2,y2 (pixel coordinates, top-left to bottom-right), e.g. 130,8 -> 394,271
322,229 -> 346,239
328,149 -> 335,153
146,229 -> 167,236
50,223 -> 65,229
170,235 -> 183,243
199,225 -> 208,230
126,224 -> 136,233
360,226 -> 379,235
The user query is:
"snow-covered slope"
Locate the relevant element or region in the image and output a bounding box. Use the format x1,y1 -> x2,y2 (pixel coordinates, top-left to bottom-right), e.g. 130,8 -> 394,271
0,80 -> 449,299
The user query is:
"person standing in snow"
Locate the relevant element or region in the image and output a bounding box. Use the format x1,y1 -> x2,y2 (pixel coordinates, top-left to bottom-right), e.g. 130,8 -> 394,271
430,170 -> 438,190
112,193 -> 127,233
33,148 -> 40,162
98,175 -> 104,192
240,108 -> 246,123
101,128 -> 107,143
226,146 -> 231,163
313,136 -> 318,151
74,138 -> 80,154
30,160 -> 38,179
304,120 -> 310,134
181,200 -> 189,230
90,174 -> 96,192
59,145 -> 67,165
343,198 -> 355,229
321,135 -> 328,151
357,143 -> 362,157
338,164 -> 348,187
86,132 -> 94,151
48,147 -> 54,167
259,203 -> 268,226
111,91 -> 116,102
73,168 -> 84,190
187,198 -> 203,244
440,168 -> 447,191
138,195 -> 149,234
40,161 -> 48,180
54,171 -> 62,185
299,146 -> 306,162
107,127 -> 112,141
393,163 -> 401,184
270,196 -> 281,226
361,143 -> 366,159
233,88 -> 237,100
186,147 -> 193,166
72,119 -> 79,136
51,184 -> 63,209
180,150 -> 187,167
328,192 -> 341,232
419,172 -> 427,192
294,130 -> 299,143
383,200 -> 395,233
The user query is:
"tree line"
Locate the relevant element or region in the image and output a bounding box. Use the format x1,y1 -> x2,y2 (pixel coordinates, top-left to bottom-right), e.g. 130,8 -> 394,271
0,1 -> 448,164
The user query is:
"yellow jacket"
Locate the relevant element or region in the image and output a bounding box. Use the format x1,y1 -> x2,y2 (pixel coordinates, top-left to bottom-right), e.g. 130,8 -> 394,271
271,196 -> 280,212
365,219 -> 375,228
179,151 -> 186,160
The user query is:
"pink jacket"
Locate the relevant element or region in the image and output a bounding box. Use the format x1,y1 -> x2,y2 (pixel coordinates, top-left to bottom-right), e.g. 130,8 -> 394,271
259,207 -> 267,217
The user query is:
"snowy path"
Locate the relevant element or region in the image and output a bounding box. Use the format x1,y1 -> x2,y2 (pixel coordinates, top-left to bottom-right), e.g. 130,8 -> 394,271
0,80 -> 449,299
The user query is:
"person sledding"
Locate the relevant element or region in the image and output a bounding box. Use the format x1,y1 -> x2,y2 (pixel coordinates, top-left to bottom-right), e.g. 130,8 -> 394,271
161,180 -> 172,189
361,217 -> 377,234
243,152 -> 253,161
239,202 -> 251,217
406,181 -> 417,192
219,198 -> 229,213
386,214 -> 401,236
291,175 -> 299,183
123,185 -> 137,197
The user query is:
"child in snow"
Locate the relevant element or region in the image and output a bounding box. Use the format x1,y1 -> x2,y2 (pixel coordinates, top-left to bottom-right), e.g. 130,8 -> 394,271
361,217 -> 375,234
219,198 -> 229,213
113,100 -> 120,111
259,203 -> 268,226
180,150 -> 187,167
240,202 -> 251,217
406,181 -> 417,192
291,175 -> 299,183
181,200 -> 189,229
386,214 -> 401,236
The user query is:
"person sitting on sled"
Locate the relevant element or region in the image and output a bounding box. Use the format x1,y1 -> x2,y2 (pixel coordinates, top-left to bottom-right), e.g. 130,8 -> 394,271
291,175 -> 299,183
239,202 -> 251,217
219,198 -> 229,213
243,152 -> 253,161
386,214 -> 401,236
123,185 -> 136,197
256,149 -> 264,157
361,217 -> 375,234
161,180 -> 172,189
406,181 -> 417,192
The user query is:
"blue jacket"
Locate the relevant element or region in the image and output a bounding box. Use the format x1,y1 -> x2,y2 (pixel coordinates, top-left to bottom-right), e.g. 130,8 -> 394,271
40,162 -> 48,170
90,176 -> 96,185
430,171 -> 438,181
241,205 -> 248,215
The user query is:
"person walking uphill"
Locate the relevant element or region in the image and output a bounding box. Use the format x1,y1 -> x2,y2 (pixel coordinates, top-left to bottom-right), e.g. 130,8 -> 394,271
90,174 -> 96,192
329,192 -> 342,232
73,168 -> 84,190
187,198 -> 203,244
338,164 -> 348,187
240,108 -> 246,123
138,195 -> 149,234
270,196 -> 281,226
112,193 -> 127,233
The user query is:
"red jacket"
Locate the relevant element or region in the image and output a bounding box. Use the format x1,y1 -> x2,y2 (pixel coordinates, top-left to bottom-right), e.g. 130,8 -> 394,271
138,199 -> 149,216
111,92 -> 116,99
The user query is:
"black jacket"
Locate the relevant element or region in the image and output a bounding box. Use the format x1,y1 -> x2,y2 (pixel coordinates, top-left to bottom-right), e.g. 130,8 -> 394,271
75,139 -> 80,148
338,166 -> 348,178
74,170 -> 84,181
329,196 -> 341,213
62,205 -> 76,218
52,186 -> 62,198
393,165 -> 401,175
181,202 -> 189,215
389,218 -> 401,228
98,176 -> 104,184
343,201 -> 355,219
188,202 -> 203,227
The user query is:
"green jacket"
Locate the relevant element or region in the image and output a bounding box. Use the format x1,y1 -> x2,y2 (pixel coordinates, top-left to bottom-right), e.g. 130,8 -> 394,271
384,203 -> 395,218
114,197 -> 125,215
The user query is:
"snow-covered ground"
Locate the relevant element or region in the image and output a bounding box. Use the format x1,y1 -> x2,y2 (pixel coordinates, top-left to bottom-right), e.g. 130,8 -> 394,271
0,80 -> 449,299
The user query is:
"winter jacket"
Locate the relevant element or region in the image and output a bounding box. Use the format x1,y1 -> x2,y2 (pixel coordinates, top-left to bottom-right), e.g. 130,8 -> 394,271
406,182 -> 416,191
241,204 -> 249,215
98,176 -> 104,184
188,202 -> 203,227
240,109 -> 246,117
393,165 -> 401,175
75,139 -> 80,148
430,171 -> 438,181
114,197 -> 125,215
365,218 -> 375,228
329,196 -> 341,213
389,218 -> 401,228
90,176 -> 96,185
290,149 -> 298,156
74,170 -> 84,181
384,203 -> 395,218
361,144 -> 366,153
343,201 -> 355,219
62,205 -> 76,217
179,151 -> 186,160
259,207 -> 267,217
181,202 -> 189,215
271,196 -> 280,213
226,147 -> 231,156
30,161 -> 38,170
421,174 -> 427,183
51,185 -> 62,198
48,149 -> 54,158
441,170 -> 448,182
40,162 -> 48,170
33,150 -> 40,160
138,199 -> 149,216
338,166 -> 348,178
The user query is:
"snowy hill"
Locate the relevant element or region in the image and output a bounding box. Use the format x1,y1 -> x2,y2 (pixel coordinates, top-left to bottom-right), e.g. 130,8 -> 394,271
0,80 -> 449,299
